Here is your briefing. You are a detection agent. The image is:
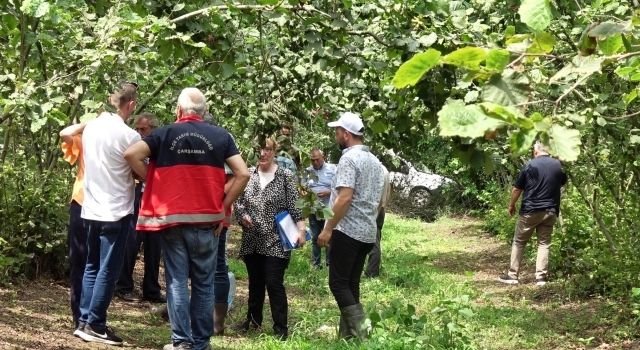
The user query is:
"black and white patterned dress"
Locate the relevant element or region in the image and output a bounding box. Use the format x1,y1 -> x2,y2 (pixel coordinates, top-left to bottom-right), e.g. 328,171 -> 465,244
235,166 -> 302,259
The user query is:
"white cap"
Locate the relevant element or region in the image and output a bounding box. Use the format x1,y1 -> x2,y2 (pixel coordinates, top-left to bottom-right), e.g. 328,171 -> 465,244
327,112 -> 364,136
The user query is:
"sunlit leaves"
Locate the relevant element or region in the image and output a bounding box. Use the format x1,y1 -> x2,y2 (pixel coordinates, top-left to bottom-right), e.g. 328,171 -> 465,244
528,32 -> 556,54
598,34 -> 624,55
588,21 -> 631,38
480,102 -> 533,129
392,49 -> 442,88
485,49 -> 510,72
481,69 -> 530,106
546,124 -> 582,162
510,129 -> 538,155
518,0 -> 553,32
549,56 -> 604,84
438,100 -> 506,138
441,47 -> 487,70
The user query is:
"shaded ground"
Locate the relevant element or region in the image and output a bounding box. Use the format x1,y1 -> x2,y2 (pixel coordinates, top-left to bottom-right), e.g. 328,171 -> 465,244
0,217 -> 638,349
422,218 -> 639,350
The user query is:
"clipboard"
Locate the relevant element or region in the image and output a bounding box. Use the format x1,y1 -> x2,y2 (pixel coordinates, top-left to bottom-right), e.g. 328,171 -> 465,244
275,211 -> 311,251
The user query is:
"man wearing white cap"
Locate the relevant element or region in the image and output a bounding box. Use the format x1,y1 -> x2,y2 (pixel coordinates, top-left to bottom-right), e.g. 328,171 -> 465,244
318,111 -> 385,340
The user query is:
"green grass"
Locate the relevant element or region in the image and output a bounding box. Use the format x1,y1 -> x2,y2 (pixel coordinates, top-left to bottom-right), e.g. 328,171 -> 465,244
215,215 -> 482,349
214,214 -> 638,349
0,214 -> 636,349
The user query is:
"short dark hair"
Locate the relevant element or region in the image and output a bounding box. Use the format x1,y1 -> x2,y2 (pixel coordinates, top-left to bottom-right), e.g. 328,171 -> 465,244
109,82 -> 137,108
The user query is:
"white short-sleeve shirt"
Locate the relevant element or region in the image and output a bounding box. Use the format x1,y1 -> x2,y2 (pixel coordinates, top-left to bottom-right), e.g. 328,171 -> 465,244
330,145 -> 385,243
81,112 -> 141,222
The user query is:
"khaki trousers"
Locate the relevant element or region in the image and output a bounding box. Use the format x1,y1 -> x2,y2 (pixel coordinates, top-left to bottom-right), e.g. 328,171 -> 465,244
508,211 -> 557,280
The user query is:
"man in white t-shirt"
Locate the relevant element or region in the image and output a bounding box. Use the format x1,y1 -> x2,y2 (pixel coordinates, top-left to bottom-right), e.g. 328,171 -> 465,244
74,82 -> 141,346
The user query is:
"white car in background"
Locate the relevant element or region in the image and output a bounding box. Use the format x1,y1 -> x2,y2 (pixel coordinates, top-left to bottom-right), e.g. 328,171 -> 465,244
386,153 -> 453,210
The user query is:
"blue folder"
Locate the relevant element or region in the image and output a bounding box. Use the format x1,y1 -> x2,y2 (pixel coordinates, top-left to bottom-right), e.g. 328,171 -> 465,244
275,211 -> 311,251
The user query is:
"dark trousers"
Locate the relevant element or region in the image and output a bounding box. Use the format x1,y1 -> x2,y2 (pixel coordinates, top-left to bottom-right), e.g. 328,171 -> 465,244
116,184 -> 162,299
309,214 -> 330,267
329,230 -> 374,308
365,209 -> 386,277
68,200 -> 87,328
243,253 -> 289,336
214,227 -> 230,304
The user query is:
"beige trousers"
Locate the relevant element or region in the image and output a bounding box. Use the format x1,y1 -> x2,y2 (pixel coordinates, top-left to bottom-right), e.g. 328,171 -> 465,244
508,211 -> 557,280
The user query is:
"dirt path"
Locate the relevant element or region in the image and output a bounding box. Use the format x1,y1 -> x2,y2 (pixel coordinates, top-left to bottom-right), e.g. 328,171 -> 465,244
422,218 -> 639,350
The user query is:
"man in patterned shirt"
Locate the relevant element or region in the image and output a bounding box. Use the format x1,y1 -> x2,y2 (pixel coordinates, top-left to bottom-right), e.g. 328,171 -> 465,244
318,111 -> 385,340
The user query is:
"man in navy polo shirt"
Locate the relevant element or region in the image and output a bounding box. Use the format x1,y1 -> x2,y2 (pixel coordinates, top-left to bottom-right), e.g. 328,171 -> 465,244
499,141 -> 567,286
125,88 -> 249,350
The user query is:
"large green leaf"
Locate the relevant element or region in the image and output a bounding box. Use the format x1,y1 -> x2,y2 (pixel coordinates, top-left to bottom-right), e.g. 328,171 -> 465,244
546,125 -> 582,162
528,31 -> 556,54
510,129 -> 538,155
438,100 -> 506,139
485,49 -> 510,72
392,49 -> 442,89
481,69 -> 530,106
518,0 -> 553,32
480,102 -> 533,129
588,21 -> 631,38
549,56 -> 604,84
598,34 -> 624,55
442,47 -> 487,70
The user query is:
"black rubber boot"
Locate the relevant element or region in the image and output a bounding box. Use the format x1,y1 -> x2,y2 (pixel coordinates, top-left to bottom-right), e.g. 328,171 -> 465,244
338,315 -> 348,338
339,303 -> 367,340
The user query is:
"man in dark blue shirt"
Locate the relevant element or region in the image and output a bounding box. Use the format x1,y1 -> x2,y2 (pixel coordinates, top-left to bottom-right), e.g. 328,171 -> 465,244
499,141 -> 567,286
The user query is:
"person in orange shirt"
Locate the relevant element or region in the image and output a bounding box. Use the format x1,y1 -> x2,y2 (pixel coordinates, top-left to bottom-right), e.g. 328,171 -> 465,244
60,122 -> 87,331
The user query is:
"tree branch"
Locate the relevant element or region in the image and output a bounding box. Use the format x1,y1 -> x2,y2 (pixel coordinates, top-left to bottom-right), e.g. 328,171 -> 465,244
171,3 -> 298,24
135,57 -> 194,114
171,3 -> 390,47
568,171 -> 618,253
554,74 -> 592,115
516,99 -> 554,107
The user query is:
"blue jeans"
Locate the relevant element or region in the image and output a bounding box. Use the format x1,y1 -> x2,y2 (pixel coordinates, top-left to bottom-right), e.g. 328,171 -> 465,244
161,225 -> 219,350
79,215 -> 131,329
309,215 -> 330,267
214,227 -> 229,304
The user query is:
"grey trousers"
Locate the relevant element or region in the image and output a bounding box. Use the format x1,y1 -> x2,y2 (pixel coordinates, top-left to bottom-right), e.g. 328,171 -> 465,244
508,211 -> 557,280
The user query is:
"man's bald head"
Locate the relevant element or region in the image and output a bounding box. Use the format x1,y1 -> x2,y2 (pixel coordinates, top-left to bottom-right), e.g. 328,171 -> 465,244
177,87 -> 207,117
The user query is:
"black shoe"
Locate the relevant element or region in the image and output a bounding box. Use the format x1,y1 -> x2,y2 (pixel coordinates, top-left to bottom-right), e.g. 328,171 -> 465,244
142,294 -> 166,303
116,291 -> 140,302
274,328 -> 288,341
236,319 -> 261,333
72,321 -> 86,337
76,324 -> 123,345
498,274 -> 519,285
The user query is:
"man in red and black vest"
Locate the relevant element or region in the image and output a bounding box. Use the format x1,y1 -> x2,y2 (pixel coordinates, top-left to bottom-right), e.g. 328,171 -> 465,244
125,87 -> 249,350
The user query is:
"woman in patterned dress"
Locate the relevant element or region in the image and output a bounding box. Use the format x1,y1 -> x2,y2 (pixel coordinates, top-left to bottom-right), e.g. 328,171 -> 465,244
234,136 -> 307,340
